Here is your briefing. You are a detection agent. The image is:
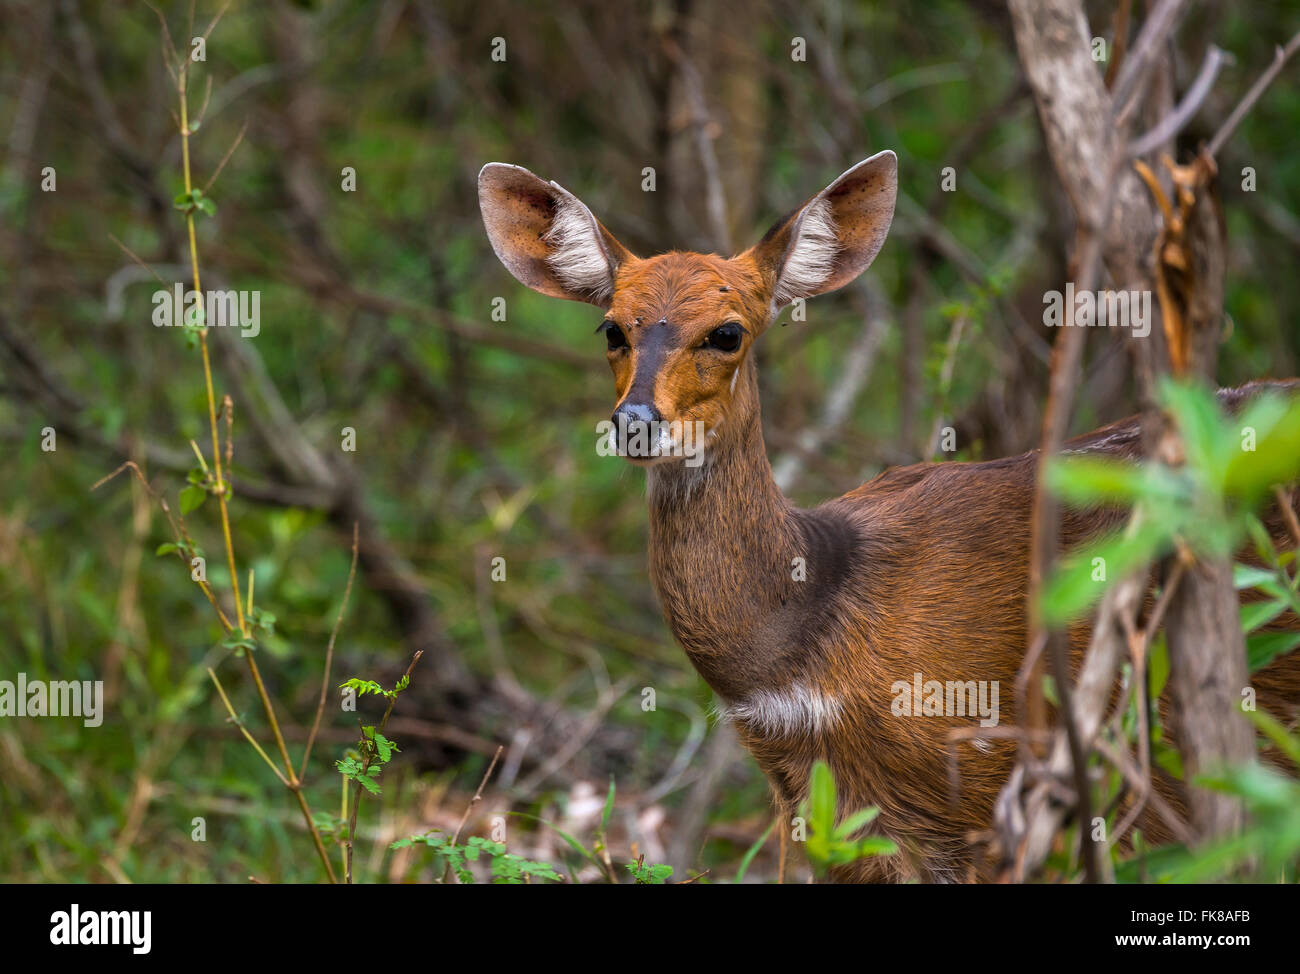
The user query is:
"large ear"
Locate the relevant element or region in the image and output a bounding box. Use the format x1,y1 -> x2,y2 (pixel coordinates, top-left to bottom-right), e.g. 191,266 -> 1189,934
478,163 -> 635,308
745,150 -> 897,309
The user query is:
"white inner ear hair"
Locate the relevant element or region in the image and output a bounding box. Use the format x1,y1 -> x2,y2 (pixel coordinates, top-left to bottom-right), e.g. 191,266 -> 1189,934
774,196 -> 838,306
544,196 -> 614,302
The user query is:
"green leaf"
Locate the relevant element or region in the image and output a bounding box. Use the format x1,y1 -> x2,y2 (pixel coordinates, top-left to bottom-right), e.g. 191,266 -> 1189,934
1040,519 -> 1166,625
509,813 -> 600,868
833,806 -> 880,839
1247,630 -> 1300,672
1243,708 -> 1300,770
600,777 -> 616,833
1235,563 -> 1283,592
1196,763 -> 1295,809
375,733 -> 398,763
627,861 -> 673,884
179,484 -> 206,515
1153,739 -> 1184,780
391,830 -> 449,851
852,837 -> 899,856
1045,456 -> 1171,507
735,818 -> 776,883
1240,598 -> 1288,634
1225,393 -> 1300,503
803,761 -> 839,873
220,631 -> 255,653
512,858 -> 563,883
808,760 -> 835,832
1148,633 -> 1171,699
1164,832 -> 1260,883
1042,673 -> 1059,708
1160,379 -> 1232,488
1246,515 -> 1279,567
196,196 -> 216,217
155,542 -> 179,556
339,678 -> 386,697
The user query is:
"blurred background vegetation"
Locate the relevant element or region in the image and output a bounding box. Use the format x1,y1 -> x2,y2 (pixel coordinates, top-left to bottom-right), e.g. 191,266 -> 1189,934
1,0 -> 1298,883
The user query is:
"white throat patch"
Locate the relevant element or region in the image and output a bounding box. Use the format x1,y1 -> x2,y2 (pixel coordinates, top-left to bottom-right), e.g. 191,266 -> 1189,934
720,682 -> 843,737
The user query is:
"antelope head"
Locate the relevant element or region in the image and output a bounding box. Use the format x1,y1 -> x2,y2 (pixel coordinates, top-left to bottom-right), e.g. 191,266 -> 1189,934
477,152 -> 898,467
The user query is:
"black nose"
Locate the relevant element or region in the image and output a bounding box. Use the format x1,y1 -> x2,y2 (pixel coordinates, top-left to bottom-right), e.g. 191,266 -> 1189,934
610,402 -> 662,457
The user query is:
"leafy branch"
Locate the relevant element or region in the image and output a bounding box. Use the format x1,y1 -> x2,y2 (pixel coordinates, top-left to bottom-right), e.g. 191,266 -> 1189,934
800,760 -> 897,879
337,651 -> 422,883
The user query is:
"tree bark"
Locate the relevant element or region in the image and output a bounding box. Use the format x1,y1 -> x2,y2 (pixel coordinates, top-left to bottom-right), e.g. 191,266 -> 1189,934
1004,0 -> 1252,864
1164,554 -> 1252,836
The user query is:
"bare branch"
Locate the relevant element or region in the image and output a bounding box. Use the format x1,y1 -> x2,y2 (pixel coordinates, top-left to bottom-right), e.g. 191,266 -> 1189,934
300,522 -> 361,779
1130,46 -> 1230,157
1207,30 -> 1300,158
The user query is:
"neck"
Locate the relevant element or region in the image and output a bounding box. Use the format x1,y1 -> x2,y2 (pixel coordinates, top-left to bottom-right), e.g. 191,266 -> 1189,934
645,369 -> 819,701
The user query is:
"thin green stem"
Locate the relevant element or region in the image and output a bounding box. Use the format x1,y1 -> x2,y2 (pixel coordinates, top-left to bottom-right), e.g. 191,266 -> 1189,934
175,55 -> 335,884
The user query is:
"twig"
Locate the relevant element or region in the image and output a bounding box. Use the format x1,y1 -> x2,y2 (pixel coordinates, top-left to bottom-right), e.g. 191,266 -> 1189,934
925,312 -> 969,459
449,744 -> 505,847
1129,46 -> 1230,157
1103,0 -> 1133,90
777,818 -> 788,885
301,522 -> 360,779
157,9 -> 337,883
1109,0 -> 1189,122
661,34 -> 730,253
178,64 -> 246,639
1274,485 -> 1300,550
772,289 -> 887,491
345,650 -> 424,883
207,668 -> 289,787
441,744 -> 505,884
1093,737 -> 1196,845
202,116 -> 247,194
90,460 -> 234,631
1207,30 -> 1300,159
1007,0 -> 1186,883
676,869 -> 711,884
107,233 -> 166,286
200,0 -> 233,44
1141,557 -> 1187,645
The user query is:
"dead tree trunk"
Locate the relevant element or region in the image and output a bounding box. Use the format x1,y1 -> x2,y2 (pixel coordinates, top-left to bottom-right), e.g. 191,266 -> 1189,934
1005,0 -> 1254,865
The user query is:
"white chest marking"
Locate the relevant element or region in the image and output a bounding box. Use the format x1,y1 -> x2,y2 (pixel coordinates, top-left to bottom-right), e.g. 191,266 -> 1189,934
720,682 -> 843,737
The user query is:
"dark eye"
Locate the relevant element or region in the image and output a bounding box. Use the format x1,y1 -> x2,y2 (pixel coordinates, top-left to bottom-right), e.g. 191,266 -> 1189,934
704,322 -> 744,352
602,321 -> 628,351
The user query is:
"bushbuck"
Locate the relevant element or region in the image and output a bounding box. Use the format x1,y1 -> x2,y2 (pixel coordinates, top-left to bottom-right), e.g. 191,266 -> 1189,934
477,152 -> 1300,882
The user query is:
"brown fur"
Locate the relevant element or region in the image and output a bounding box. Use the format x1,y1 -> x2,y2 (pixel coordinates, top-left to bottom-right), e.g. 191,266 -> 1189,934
477,159 -> 1300,883
650,377 -> 1300,882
